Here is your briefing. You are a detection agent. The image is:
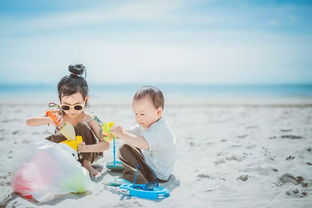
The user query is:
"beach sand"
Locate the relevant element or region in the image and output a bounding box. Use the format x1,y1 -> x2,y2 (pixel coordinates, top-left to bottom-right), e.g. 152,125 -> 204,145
0,99 -> 312,208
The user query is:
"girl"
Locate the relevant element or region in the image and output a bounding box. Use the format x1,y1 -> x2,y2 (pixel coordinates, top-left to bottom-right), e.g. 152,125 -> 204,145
26,64 -> 109,178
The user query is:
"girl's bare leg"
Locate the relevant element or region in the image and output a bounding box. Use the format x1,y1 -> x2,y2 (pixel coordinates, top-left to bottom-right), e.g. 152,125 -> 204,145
82,159 -> 99,177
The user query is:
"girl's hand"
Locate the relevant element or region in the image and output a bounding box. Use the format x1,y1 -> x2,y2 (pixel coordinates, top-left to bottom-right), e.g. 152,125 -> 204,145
48,110 -> 63,127
78,142 -> 87,152
111,125 -> 124,138
56,115 -> 64,127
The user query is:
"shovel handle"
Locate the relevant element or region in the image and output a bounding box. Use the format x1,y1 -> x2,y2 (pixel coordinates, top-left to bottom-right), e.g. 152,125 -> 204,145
46,110 -> 60,126
102,122 -> 115,142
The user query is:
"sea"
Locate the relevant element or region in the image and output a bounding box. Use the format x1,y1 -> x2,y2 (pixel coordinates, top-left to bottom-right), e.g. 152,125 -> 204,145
0,83 -> 311,104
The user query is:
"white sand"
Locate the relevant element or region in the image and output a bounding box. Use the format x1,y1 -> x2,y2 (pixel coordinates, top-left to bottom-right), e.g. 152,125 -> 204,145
0,99 -> 312,208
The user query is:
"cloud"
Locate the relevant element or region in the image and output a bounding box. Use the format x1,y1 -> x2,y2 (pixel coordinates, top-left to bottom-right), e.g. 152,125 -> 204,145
3,0 -> 307,34
1,29 -> 311,84
0,1 -> 192,35
0,0 -> 311,84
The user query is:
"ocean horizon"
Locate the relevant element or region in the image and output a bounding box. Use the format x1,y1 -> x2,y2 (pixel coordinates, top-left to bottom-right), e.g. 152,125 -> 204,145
0,83 -> 312,104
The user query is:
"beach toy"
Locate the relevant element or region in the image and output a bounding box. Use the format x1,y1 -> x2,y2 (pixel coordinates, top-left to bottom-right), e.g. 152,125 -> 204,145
101,122 -> 124,171
102,122 -> 115,142
46,110 -> 76,141
60,136 -> 83,151
107,178 -> 131,187
119,164 -> 169,200
12,141 -> 91,202
119,184 -> 170,200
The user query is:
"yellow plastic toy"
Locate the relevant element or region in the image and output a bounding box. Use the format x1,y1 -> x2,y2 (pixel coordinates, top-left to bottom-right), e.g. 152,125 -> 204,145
60,136 -> 83,151
102,122 -> 115,142
101,122 -> 124,171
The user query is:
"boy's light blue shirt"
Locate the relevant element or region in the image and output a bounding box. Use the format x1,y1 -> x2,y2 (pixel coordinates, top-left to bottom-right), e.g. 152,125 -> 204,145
128,118 -> 176,180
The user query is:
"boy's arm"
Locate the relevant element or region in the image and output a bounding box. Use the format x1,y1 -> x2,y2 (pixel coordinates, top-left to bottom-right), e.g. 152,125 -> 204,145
120,131 -> 149,150
111,125 -> 149,150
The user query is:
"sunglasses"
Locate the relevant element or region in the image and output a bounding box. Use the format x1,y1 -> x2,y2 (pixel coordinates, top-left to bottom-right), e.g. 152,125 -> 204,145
48,102 -> 85,111
60,104 -> 84,111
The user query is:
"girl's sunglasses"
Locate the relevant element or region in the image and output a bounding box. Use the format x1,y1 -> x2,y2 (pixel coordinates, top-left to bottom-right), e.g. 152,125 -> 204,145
60,104 -> 84,111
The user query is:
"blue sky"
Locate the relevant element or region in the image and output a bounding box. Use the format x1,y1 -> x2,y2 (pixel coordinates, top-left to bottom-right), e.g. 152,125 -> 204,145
0,0 -> 311,84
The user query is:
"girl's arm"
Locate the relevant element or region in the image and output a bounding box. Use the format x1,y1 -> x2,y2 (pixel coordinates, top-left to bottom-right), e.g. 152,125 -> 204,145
111,125 -> 149,150
88,119 -> 102,139
77,116 -> 110,152
26,110 -> 61,127
78,141 -> 110,153
26,117 -> 54,127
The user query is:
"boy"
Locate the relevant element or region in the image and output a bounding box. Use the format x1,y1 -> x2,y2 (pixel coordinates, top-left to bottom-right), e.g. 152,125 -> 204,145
111,86 -> 176,184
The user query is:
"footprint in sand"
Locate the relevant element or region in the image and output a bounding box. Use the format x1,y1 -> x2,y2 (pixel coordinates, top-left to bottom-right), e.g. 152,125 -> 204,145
21,139 -> 30,144
214,159 -> 226,165
246,125 -> 258,130
286,189 -> 308,198
244,167 -> 275,176
279,173 -> 303,185
214,155 -> 245,165
225,155 -> 244,162
12,130 -> 20,135
237,134 -> 248,139
0,175 -> 11,187
281,135 -> 302,139
280,129 -> 292,132
285,155 -> 295,160
278,173 -> 312,198
246,144 -> 256,149
237,175 -> 249,181
230,144 -> 242,148
197,174 -> 210,179
197,173 -> 225,181
272,168 -> 278,172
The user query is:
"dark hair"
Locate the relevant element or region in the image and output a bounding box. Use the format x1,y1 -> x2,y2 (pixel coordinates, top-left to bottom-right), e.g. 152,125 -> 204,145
133,85 -> 164,109
57,64 -> 88,102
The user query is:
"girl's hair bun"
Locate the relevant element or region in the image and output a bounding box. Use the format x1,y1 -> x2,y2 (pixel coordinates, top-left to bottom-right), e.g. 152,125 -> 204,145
68,64 -> 87,78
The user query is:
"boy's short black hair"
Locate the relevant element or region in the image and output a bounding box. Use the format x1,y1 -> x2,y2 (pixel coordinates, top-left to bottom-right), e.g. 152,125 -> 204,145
133,85 -> 164,109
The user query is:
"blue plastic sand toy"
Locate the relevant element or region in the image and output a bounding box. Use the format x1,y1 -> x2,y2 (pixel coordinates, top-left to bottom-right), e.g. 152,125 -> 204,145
118,164 -> 170,200
119,183 -> 170,199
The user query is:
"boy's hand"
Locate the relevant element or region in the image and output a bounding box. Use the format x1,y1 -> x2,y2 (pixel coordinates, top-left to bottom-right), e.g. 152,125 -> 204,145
110,125 -> 124,138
